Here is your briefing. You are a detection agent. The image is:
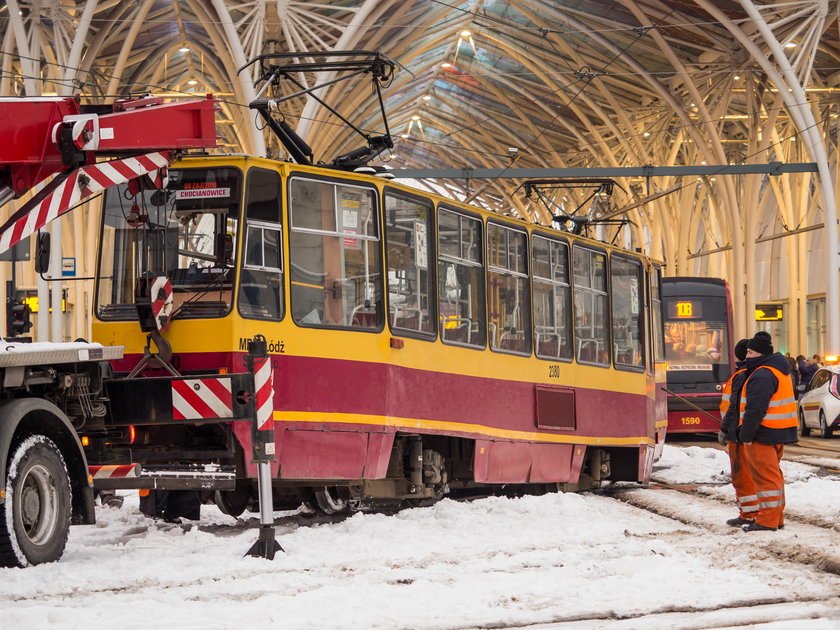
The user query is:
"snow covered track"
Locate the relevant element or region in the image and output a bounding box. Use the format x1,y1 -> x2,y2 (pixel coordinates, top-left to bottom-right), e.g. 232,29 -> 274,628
482,598 -> 840,629
1,445 -> 839,629
612,486 -> 840,575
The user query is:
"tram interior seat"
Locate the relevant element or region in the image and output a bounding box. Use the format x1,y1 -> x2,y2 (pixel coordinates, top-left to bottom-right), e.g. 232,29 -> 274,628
392,305 -> 423,331
614,343 -> 635,365
498,327 -> 526,353
442,316 -> 476,344
349,301 -> 378,327
536,331 -> 568,358
577,337 -> 603,363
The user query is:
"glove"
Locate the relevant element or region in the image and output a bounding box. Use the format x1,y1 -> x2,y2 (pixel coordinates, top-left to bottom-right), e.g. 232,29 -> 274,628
717,430 -> 728,446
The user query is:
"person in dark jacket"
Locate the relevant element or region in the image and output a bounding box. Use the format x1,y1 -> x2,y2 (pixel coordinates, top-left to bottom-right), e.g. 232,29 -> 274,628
718,338 -> 757,526
798,354 -> 817,387
734,331 -> 798,531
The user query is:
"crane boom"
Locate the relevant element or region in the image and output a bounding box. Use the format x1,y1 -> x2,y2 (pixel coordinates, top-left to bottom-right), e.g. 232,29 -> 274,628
0,94 -> 218,253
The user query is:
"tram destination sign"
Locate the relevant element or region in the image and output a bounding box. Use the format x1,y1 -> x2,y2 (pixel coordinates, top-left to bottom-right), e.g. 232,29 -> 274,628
755,304 -> 784,321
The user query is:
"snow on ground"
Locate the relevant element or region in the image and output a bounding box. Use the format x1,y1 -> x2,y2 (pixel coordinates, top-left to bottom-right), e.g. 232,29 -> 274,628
2,445 -> 840,630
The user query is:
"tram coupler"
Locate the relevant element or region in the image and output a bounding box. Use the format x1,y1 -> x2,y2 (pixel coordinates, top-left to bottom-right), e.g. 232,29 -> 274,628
245,336 -> 283,559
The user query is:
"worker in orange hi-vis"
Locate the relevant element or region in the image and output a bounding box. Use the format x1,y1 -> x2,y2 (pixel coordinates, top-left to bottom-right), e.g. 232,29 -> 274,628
735,331 -> 798,532
718,338 -> 758,527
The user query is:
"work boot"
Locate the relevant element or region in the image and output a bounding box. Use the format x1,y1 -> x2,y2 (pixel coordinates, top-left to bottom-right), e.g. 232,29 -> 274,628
726,517 -> 754,527
742,522 -> 777,532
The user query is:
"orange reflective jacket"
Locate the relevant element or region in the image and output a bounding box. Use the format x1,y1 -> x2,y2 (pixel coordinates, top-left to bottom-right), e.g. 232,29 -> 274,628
738,365 -> 797,430
720,367 -> 746,417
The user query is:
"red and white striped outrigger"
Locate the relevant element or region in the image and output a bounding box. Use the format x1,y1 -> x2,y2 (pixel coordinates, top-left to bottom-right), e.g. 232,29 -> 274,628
0,94 -> 218,253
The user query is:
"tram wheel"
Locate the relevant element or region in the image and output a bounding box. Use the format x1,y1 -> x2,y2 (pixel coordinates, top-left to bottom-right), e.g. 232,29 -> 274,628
820,410 -> 833,439
313,486 -> 350,514
799,410 -> 811,437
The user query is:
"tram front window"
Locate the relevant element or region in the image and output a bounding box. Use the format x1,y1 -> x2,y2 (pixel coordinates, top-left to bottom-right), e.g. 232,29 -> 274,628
96,168 -> 241,320
663,296 -> 730,381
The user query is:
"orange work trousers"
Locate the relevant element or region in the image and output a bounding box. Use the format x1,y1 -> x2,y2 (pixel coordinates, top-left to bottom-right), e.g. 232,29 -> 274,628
728,442 -> 759,520
743,442 -> 786,529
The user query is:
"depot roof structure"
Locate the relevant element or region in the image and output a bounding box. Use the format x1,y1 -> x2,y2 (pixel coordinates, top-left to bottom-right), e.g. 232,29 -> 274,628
1,0 -> 838,346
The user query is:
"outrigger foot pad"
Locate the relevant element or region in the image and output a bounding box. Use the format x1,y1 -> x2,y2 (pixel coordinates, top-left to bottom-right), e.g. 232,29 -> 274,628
246,525 -> 284,559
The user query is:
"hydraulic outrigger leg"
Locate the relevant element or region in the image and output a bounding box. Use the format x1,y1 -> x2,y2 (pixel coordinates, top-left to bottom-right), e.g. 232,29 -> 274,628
245,336 -> 283,559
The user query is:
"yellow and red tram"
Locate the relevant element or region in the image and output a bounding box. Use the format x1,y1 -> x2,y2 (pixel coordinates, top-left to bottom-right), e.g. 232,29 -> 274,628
90,154 -> 667,512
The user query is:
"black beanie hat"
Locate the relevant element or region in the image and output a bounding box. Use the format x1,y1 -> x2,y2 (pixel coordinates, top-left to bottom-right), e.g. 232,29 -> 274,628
747,331 -> 773,355
734,338 -> 749,361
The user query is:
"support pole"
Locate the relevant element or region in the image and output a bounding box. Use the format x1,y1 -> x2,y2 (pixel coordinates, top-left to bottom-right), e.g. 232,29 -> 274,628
245,335 -> 282,559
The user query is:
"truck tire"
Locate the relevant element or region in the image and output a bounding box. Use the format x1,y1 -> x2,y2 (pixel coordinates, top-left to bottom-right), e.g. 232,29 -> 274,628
0,435 -> 71,567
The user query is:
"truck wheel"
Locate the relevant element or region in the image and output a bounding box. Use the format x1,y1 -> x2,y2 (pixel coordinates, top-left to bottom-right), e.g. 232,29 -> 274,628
213,485 -> 251,517
0,436 -> 71,567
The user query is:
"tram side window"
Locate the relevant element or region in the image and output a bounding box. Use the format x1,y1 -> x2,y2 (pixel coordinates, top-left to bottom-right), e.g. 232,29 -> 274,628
289,178 -> 382,329
610,256 -> 645,369
239,168 -> 283,320
384,192 -> 435,336
487,224 -> 530,354
573,246 -> 609,365
532,236 -> 572,361
438,208 -> 485,347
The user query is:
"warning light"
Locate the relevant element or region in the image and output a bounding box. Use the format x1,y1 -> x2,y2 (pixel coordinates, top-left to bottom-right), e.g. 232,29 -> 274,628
129,425 -> 136,444
825,354 -> 838,364
80,436 -> 89,446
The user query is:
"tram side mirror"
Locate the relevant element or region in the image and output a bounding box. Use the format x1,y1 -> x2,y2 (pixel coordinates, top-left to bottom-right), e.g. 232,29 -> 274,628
35,232 -> 51,274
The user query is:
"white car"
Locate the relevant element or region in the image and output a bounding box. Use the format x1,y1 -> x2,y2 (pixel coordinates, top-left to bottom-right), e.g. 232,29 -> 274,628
797,366 -> 840,438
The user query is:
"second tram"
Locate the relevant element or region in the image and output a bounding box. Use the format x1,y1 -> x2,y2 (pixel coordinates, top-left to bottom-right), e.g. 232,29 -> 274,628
662,277 -> 735,434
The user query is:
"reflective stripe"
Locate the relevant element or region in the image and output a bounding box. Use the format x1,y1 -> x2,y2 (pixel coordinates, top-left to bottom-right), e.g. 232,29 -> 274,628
758,499 -> 784,508
764,412 -> 797,420
738,494 -> 758,503
721,393 -> 731,402
774,396 -> 796,406
742,505 -> 759,512
757,489 -> 783,498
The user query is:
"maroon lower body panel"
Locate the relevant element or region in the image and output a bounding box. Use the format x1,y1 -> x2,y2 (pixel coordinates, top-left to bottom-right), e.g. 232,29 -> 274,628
276,429 -> 393,479
231,422 -> 395,480
473,440 -> 586,483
